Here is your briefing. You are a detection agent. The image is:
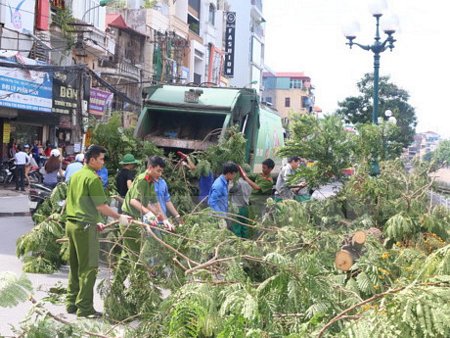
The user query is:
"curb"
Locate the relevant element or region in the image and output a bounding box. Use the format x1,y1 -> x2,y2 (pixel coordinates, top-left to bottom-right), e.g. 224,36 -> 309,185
0,212 -> 31,217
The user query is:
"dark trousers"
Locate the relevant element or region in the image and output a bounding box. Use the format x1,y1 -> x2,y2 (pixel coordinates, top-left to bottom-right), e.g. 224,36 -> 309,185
15,165 -> 25,190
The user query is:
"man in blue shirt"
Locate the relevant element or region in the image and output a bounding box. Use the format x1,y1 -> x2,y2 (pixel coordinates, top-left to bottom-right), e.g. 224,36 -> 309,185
154,177 -> 181,222
65,154 -> 84,183
207,162 -> 239,213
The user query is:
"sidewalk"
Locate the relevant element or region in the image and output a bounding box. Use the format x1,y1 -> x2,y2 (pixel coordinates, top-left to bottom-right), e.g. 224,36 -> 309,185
0,187 -> 30,216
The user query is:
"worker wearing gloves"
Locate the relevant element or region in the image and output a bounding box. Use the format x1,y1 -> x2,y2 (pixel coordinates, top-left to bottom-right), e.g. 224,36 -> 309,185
239,158 -> 275,218
112,156 -> 173,290
65,145 -> 131,318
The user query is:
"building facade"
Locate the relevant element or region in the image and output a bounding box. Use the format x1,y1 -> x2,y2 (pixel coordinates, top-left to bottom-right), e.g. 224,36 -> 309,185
407,131 -> 441,161
262,72 -> 315,121
225,0 -> 265,91
0,0 -> 248,158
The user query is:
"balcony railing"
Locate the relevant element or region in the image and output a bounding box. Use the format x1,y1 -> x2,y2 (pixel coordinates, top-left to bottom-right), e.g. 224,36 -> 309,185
98,58 -> 141,80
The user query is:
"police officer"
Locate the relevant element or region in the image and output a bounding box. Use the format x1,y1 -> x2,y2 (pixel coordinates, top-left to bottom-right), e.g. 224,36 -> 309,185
65,145 -> 130,318
112,155 -> 174,290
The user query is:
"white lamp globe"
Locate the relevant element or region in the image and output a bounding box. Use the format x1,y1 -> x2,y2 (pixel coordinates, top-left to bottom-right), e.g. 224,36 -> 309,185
342,21 -> 360,39
382,13 -> 399,34
369,0 -> 387,16
388,116 -> 397,125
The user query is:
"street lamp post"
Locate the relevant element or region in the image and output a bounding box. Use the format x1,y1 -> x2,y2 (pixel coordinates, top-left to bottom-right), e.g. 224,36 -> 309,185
82,0 -> 115,23
343,0 -> 398,125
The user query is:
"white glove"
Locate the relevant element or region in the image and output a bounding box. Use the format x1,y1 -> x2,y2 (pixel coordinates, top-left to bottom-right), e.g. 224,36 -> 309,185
143,211 -> 157,225
119,214 -> 131,226
163,219 -> 175,231
219,219 -> 228,229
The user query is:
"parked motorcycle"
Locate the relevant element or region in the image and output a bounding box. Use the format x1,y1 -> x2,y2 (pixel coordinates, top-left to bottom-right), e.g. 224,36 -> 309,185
0,159 -> 16,185
28,167 -> 43,183
28,183 -> 52,215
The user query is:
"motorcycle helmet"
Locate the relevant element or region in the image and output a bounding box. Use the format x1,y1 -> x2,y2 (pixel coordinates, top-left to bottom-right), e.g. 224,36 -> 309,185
75,153 -> 85,162
50,149 -> 61,157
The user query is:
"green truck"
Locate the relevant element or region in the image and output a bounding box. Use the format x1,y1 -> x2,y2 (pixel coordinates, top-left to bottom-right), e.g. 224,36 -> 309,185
134,84 -> 285,173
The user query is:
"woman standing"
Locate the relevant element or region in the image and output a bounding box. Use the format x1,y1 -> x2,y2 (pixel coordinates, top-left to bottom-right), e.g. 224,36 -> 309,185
43,149 -> 64,189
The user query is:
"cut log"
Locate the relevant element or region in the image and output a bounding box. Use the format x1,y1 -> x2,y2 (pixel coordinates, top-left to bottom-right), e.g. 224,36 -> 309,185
335,250 -> 353,271
352,231 -> 366,245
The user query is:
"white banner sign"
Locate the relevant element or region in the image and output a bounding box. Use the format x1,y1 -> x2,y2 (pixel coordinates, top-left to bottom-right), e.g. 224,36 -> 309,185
4,0 -> 36,34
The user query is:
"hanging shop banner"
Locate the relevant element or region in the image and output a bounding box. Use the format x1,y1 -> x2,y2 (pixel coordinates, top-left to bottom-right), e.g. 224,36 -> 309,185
3,122 -> 11,143
4,0 -> 36,34
208,44 -> 224,85
89,88 -> 113,117
52,71 -> 79,115
0,51 -> 52,112
224,12 -> 236,77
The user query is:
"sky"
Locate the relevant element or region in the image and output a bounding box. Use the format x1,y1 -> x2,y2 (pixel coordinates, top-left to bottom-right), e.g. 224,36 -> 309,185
263,0 -> 450,137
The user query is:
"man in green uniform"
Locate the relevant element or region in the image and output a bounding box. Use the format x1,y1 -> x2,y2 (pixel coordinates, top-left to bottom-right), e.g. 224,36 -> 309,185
113,155 -> 173,290
65,145 -> 131,318
239,158 -> 275,219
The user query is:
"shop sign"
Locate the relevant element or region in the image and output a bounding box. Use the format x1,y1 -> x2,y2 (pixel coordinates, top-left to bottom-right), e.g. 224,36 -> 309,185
89,88 -> 113,116
4,0 -> 36,34
0,51 -> 52,113
52,72 -> 79,115
208,44 -> 223,85
224,12 -> 236,77
3,122 -> 11,143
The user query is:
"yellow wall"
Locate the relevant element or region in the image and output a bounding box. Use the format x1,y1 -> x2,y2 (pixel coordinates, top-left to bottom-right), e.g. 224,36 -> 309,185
263,88 -> 309,119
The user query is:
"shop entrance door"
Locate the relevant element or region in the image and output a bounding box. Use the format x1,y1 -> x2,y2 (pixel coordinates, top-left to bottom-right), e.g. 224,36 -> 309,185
11,124 -> 43,146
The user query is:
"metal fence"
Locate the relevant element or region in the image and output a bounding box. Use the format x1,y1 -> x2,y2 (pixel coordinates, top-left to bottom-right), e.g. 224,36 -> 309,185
428,190 -> 450,209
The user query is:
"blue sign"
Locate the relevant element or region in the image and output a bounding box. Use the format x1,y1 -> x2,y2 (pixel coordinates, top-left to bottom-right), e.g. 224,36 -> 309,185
0,53 -> 53,113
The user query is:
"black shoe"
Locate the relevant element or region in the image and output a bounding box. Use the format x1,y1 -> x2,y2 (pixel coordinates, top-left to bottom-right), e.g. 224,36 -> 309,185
15,188 -> 19,191
66,305 -> 77,314
20,188 -> 25,191
78,311 -> 103,319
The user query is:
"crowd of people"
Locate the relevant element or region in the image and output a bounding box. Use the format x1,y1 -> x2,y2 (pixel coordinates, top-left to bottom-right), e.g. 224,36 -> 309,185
57,145 -> 308,318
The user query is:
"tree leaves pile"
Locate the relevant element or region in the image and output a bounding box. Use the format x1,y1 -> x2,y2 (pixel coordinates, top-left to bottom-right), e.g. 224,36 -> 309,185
16,183 -> 68,273
88,159 -> 448,337
89,113 -> 162,173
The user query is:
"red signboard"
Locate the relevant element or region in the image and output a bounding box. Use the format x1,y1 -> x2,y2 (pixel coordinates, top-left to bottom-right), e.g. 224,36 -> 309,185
36,0 -> 50,30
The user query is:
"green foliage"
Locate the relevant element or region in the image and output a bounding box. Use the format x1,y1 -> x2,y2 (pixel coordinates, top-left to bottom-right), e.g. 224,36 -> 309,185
279,114 -> 354,188
52,8 -> 75,48
385,213 -> 420,242
432,139 -> 450,166
336,73 -> 417,148
0,272 -> 32,308
90,113 -> 162,173
17,184 -> 67,273
353,122 -> 404,164
339,279 -> 450,338
194,125 -> 247,175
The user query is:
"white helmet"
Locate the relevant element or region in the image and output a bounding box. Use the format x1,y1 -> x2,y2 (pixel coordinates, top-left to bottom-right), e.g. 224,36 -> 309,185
50,149 -> 61,157
75,153 -> 85,162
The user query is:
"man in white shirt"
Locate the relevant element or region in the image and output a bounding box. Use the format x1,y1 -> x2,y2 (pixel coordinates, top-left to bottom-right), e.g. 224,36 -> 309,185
65,153 -> 85,183
14,145 -> 30,191
275,156 -> 306,199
